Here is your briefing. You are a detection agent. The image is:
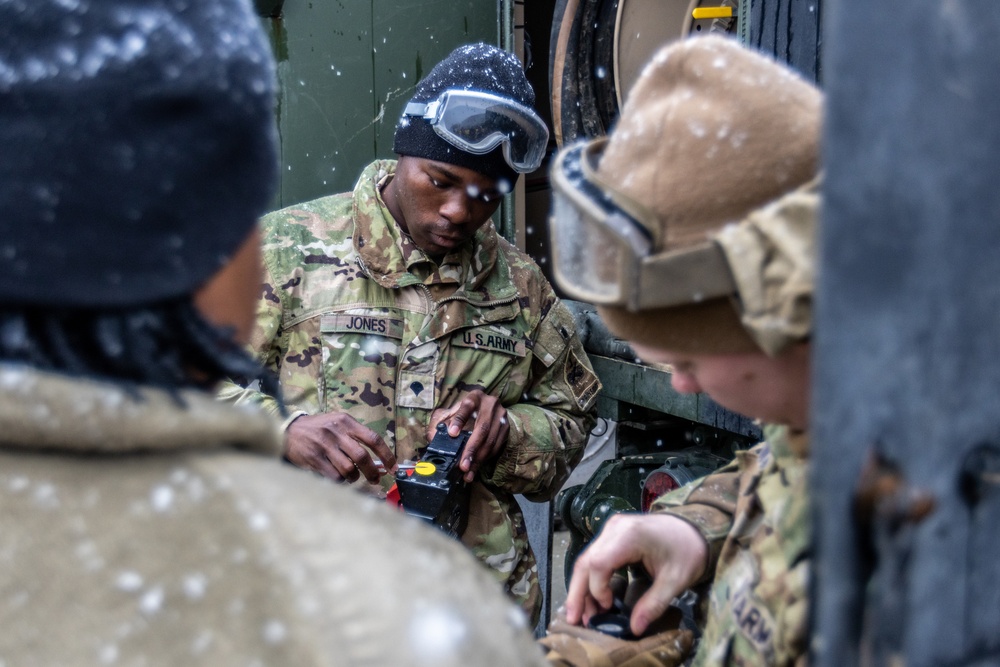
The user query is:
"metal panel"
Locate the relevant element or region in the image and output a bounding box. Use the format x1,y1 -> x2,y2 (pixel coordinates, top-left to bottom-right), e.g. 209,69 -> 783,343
589,355 -> 761,438
260,1 -> 499,209
371,0 -> 501,159
815,1 -> 1000,664
263,4 -> 376,208
517,495 -> 554,638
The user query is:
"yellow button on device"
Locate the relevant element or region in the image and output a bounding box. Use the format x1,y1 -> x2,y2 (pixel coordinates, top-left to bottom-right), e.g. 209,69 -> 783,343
415,461 -> 436,476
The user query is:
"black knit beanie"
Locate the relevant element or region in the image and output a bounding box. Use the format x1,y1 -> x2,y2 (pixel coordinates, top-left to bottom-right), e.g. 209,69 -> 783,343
0,0 -> 279,307
393,43 -> 535,187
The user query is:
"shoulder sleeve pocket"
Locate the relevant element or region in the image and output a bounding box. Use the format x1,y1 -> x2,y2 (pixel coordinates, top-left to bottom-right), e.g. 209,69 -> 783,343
532,305 -> 576,368
532,303 -> 601,411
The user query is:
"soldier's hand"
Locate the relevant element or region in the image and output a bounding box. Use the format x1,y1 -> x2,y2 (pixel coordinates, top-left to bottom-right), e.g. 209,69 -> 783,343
284,412 -> 396,484
564,513 -> 708,637
429,389 -> 509,483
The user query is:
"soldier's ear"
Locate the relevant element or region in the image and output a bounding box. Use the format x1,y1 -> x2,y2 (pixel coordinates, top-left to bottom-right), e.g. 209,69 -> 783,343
193,228 -> 263,346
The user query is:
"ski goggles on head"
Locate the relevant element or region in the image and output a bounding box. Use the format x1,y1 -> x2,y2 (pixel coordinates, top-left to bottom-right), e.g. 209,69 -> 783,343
402,89 -> 549,173
549,138 -> 737,311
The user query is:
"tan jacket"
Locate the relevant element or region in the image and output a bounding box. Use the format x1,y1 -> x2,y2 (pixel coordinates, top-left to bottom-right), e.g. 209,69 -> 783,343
0,365 -> 547,666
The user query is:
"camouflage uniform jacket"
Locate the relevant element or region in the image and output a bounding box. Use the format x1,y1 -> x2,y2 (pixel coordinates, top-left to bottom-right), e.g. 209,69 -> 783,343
219,160 -> 601,619
651,424 -> 810,666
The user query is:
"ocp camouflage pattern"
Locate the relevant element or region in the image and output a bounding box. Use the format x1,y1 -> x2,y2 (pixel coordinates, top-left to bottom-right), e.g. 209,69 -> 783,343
651,424 -> 810,666
219,160 -> 600,622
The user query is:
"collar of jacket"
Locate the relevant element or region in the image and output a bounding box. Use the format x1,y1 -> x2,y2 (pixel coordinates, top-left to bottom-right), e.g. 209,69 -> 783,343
0,363 -> 282,456
763,423 -> 810,460
351,160 -> 518,304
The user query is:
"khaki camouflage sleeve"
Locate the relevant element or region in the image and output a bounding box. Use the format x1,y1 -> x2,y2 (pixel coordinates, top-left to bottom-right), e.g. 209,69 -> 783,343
216,253 -> 286,420
482,299 -> 601,499
649,461 -> 743,582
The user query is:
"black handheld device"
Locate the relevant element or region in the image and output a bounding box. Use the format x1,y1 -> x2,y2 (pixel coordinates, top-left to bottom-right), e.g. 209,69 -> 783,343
394,423 -> 472,538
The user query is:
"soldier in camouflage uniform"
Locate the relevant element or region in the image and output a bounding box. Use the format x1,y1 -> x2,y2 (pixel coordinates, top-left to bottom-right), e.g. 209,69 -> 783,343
541,36 -> 822,666
220,43 -> 600,622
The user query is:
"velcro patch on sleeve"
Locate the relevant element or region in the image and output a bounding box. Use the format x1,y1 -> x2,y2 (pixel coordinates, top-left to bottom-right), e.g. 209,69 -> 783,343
533,318 -> 564,367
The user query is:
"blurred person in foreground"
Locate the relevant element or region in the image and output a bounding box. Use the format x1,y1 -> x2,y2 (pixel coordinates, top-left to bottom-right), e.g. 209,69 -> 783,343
539,35 -> 821,666
219,42 -> 600,622
0,1 -> 548,664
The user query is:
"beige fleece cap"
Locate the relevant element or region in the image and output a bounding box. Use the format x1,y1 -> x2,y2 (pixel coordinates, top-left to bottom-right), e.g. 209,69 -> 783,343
595,35 -> 822,356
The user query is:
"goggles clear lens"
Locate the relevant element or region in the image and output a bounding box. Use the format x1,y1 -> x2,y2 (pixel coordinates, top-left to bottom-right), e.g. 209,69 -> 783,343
549,141 -> 651,305
404,90 -> 549,173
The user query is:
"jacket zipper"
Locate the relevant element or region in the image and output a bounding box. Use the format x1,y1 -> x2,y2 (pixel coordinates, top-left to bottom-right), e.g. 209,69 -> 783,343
437,293 -> 518,309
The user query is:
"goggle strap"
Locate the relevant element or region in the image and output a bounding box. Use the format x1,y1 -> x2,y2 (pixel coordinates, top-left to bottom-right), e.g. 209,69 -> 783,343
403,101 -> 434,118
632,241 -> 737,310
